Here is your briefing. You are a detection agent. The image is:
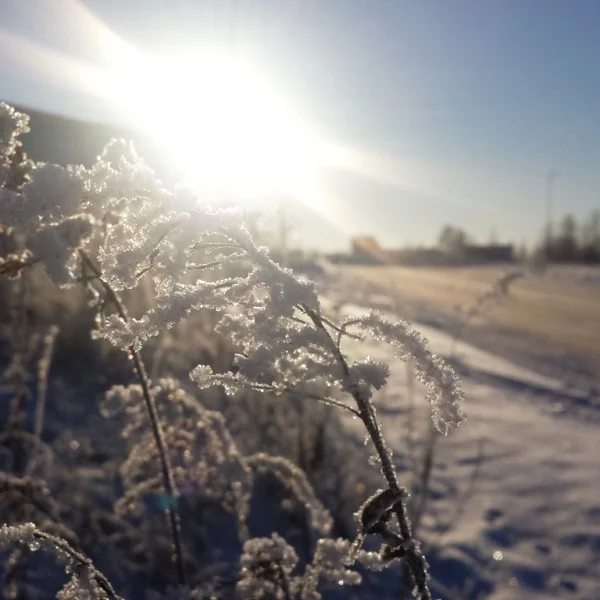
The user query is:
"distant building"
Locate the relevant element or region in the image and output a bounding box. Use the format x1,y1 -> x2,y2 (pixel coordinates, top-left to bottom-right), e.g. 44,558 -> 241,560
350,236 -> 391,265
388,245 -> 515,266
387,248 -> 448,266
462,244 -> 514,264
326,237 -> 515,267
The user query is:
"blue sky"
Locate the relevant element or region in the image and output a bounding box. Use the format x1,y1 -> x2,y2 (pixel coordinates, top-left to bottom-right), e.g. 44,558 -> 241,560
1,0 -> 599,251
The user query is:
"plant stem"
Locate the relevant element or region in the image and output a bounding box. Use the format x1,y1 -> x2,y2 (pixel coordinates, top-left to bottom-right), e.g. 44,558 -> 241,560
130,348 -> 186,584
411,421 -> 438,538
79,251 -> 186,586
303,306 -> 432,600
33,530 -> 121,599
33,325 -> 59,442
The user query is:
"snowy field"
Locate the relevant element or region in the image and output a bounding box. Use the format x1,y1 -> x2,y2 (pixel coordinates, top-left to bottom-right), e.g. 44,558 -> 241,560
345,264 -> 600,387
316,262 -> 600,599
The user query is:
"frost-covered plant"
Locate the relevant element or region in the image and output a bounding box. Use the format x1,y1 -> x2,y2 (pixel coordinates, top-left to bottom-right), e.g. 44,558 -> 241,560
451,269 -> 524,356
0,103 -> 468,600
0,104 -> 32,192
237,533 -> 298,599
236,534 -> 380,600
102,377 -> 337,548
0,523 -> 121,599
246,453 -> 333,537
103,379 -> 252,534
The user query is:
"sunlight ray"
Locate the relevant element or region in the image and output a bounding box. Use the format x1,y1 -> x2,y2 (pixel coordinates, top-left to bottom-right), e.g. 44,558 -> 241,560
0,29 -> 109,100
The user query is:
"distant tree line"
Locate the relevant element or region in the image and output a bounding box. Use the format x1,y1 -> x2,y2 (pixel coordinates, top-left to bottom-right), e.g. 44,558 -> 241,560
437,225 -> 470,254
538,210 -> 600,264
437,214 -> 600,265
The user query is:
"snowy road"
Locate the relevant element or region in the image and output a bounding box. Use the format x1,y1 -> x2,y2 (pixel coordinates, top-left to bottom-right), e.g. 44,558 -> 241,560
318,266 -> 600,599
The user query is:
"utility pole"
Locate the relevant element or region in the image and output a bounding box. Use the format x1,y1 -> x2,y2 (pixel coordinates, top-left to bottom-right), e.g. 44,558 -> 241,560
545,169 -> 558,259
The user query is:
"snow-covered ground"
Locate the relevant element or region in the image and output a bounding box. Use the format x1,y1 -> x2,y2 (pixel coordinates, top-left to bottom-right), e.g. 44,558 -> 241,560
317,264 -> 600,600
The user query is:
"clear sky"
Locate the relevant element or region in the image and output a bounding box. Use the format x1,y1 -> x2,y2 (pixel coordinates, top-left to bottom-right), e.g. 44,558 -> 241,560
1,0 -> 599,251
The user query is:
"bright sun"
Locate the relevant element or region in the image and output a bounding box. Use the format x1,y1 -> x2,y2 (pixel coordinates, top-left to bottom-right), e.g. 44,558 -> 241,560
111,49 -> 322,199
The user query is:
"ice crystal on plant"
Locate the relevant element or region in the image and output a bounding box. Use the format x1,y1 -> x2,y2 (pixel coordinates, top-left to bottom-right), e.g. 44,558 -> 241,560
30,214 -> 94,286
299,538 -> 363,600
0,524 -> 117,599
247,453 -> 333,536
57,566 -> 108,600
0,103 -> 30,187
104,379 -> 252,527
20,163 -> 85,226
347,356 -> 390,391
349,310 -> 466,434
311,538 -> 362,585
0,250 -> 33,279
237,533 -> 298,600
